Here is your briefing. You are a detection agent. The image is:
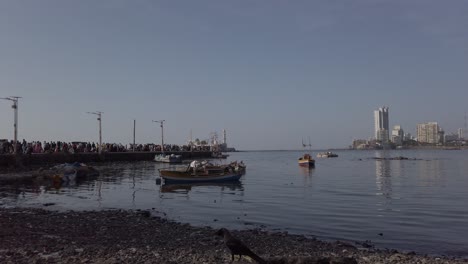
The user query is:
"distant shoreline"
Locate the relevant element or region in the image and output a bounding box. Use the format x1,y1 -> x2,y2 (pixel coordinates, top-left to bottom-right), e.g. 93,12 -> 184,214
237,146 -> 468,152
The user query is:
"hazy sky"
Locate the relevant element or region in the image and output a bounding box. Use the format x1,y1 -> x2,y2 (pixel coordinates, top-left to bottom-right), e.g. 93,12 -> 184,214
1,0 -> 467,150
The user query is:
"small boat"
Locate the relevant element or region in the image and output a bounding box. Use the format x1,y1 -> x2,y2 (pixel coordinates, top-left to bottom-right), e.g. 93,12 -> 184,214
211,151 -> 229,159
33,162 -> 99,183
159,160 -> 243,184
317,151 -> 338,158
298,153 -> 315,167
154,154 -> 182,163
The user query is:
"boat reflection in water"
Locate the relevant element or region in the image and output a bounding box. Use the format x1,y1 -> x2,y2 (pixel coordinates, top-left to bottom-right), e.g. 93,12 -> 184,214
299,166 -> 314,177
160,181 -> 244,194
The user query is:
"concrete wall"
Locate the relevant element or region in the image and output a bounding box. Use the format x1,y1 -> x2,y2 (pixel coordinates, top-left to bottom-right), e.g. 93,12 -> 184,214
0,151 -> 213,167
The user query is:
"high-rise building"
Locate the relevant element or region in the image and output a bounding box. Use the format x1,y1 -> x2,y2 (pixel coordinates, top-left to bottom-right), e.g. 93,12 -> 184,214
458,128 -> 464,140
391,125 -> 404,145
417,122 -> 440,144
374,107 -> 389,142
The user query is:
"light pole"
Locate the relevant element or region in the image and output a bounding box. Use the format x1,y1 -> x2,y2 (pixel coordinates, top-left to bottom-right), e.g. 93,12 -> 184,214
152,120 -> 165,153
87,111 -> 103,153
133,119 -> 136,152
1,96 -> 21,154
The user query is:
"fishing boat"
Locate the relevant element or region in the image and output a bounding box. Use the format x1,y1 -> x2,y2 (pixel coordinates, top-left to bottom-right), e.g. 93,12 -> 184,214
159,160 -> 243,184
154,153 -> 182,163
298,153 -> 315,167
298,137 -> 315,167
317,151 -> 339,158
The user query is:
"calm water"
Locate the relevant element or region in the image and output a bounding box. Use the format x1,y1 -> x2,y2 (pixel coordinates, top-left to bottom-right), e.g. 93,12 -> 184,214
1,150 -> 468,256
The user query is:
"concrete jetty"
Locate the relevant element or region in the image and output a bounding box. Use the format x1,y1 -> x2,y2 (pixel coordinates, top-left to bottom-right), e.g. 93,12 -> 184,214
0,151 -> 213,168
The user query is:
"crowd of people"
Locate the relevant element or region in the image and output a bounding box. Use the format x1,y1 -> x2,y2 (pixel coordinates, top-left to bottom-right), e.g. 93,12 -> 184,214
0,139 -> 213,155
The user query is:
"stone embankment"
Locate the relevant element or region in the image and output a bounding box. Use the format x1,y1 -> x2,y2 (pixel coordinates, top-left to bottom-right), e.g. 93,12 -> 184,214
0,208 -> 465,264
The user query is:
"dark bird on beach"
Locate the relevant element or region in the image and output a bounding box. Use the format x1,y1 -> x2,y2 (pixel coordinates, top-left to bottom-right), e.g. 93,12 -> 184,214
215,228 -> 267,264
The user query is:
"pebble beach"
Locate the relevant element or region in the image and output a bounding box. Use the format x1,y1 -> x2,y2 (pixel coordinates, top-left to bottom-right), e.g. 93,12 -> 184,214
1,208 -> 466,264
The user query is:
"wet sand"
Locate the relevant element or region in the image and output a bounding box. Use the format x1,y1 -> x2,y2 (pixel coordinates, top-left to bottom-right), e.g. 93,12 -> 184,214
0,208 -> 466,264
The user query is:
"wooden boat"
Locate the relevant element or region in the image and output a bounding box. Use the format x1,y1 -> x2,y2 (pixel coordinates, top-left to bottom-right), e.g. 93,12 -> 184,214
317,152 -> 338,158
159,161 -> 243,184
298,153 -> 315,167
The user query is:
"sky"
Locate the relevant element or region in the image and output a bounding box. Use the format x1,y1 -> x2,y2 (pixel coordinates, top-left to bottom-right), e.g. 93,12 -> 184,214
0,0 -> 467,150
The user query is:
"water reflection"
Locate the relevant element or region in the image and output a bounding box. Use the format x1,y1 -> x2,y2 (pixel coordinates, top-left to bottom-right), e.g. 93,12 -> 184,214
298,166 -> 314,177
298,166 -> 314,186
160,182 -> 244,194
418,159 -> 445,187
375,151 -> 392,199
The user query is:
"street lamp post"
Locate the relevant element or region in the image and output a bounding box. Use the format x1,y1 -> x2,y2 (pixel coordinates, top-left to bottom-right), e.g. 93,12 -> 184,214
133,119 -> 136,152
152,120 -> 165,153
1,96 -> 21,154
87,111 -> 103,154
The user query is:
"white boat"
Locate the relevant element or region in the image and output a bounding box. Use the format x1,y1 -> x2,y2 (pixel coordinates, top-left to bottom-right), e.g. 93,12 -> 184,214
317,151 -> 338,158
154,154 -> 182,163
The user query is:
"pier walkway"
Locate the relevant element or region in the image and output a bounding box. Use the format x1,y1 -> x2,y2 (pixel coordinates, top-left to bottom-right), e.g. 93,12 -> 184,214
0,151 -> 213,167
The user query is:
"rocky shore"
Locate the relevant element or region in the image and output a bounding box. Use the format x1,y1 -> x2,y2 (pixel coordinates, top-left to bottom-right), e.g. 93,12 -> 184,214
0,208 -> 466,264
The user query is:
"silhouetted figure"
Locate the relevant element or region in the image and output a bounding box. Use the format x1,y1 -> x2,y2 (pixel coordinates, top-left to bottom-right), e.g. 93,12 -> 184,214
216,228 -> 266,263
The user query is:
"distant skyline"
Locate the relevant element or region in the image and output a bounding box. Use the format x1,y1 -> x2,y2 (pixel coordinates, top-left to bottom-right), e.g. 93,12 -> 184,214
1,1 -> 467,150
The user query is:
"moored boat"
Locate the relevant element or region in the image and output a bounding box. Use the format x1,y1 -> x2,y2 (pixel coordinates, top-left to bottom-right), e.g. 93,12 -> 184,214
211,151 -> 229,159
316,151 -> 338,158
298,153 -> 315,167
154,154 -> 182,163
159,160 -> 243,184
33,162 -> 99,183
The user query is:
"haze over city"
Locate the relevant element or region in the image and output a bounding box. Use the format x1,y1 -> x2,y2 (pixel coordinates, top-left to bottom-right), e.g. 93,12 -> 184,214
1,0 -> 467,150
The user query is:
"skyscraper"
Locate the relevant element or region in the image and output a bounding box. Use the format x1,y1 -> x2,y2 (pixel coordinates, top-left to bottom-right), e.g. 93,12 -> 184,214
374,107 -> 389,142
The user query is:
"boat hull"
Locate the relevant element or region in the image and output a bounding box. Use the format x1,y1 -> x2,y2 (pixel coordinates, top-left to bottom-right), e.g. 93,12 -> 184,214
298,160 -> 315,167
160,172 -> 242,184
